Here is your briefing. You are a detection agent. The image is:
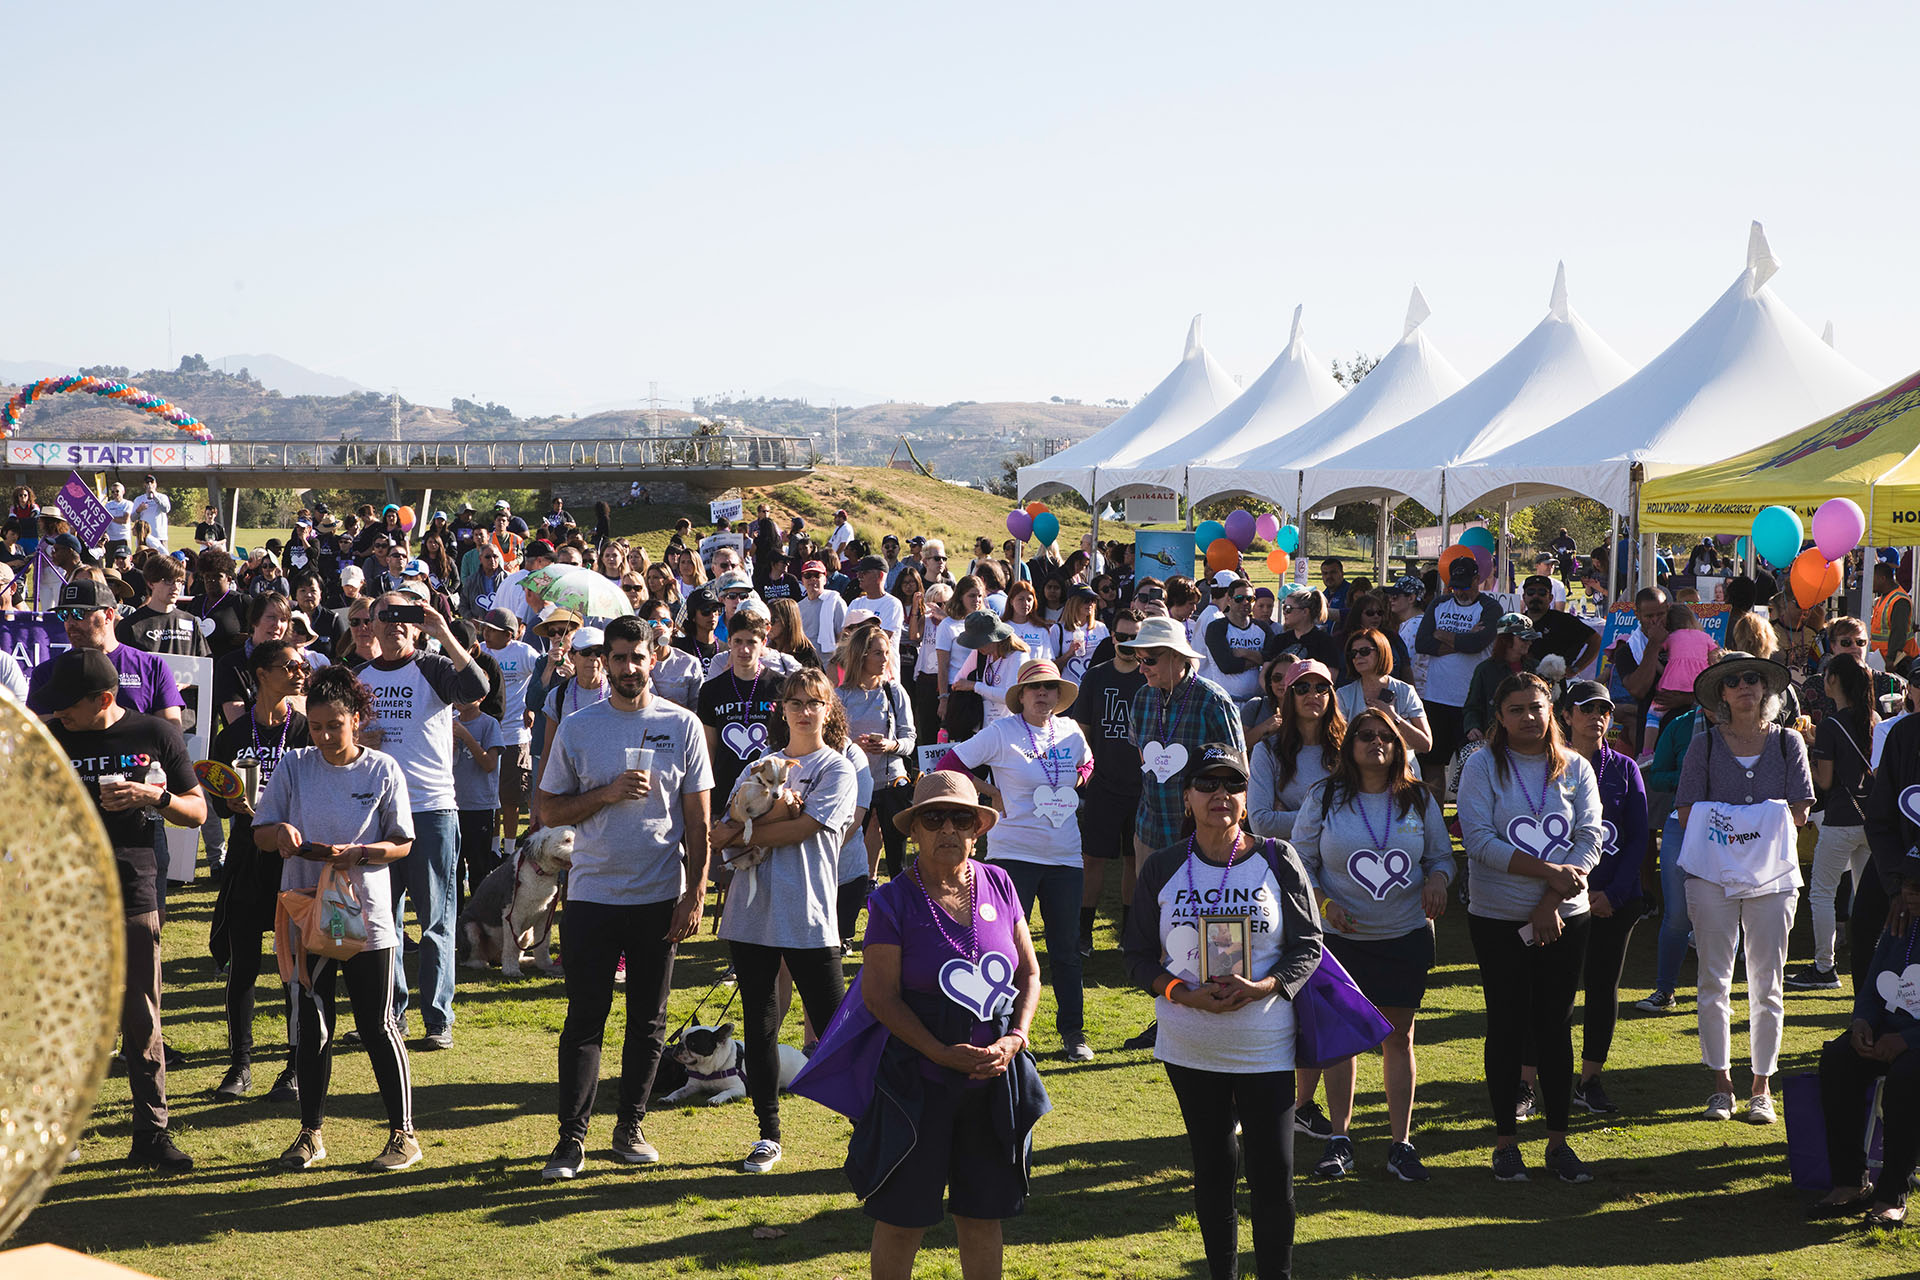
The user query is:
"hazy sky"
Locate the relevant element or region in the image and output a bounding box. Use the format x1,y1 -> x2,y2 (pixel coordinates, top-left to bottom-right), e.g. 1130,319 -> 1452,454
8,2 -> 1916,417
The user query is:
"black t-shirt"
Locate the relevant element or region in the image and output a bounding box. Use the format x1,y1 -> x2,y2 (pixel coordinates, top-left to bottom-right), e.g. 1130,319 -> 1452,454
1070,660 -> 1146,800
212,647 -> 260,727
697,666 -> 784,802
50,711 -> 198,915
1812,712 -> 1873,827
209,709 -> 312,859
749,517 -> 781,566
193,592 -> 249,657
1527,610 -> 1598,668
195,521 -> 227,544
117,605 -> 209,657
1269,626 -> 1341,670
675,633 -> 719,664
759,573 -> 802,603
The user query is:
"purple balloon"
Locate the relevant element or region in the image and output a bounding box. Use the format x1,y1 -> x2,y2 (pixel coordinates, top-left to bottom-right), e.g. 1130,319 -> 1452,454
1471,546 -> 1493,581
1812,497 -> 1866,561
1006,510 -> 1033,542
1224,509 -> 1257,550
1715,534 -> 1737,547
1254,512 -> 1281,543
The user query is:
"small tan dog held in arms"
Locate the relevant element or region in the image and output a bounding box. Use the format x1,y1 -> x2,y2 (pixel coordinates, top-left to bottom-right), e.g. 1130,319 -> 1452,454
459,825 -> 576,978
722,755 -> 797,874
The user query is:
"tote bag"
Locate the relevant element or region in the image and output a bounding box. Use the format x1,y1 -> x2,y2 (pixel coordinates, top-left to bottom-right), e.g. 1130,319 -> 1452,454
1293,948 -> 1393,1070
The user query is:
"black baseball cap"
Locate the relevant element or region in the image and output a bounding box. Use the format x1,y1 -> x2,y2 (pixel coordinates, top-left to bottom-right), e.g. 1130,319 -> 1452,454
58,579 -> 117,611
855,555 -> 887,575
1182,742 -> 1250,785
46,647 -> 118,709
1558,679 -> 1614,712
1448,557 -> 1480,583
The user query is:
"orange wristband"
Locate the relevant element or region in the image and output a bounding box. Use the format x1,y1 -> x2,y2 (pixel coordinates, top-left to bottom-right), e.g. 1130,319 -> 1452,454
1163,976 -> 1183,1002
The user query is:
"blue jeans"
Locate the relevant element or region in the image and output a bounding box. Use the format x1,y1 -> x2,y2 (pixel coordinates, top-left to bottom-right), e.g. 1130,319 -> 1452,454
1655,812 -> 1692,995
998,859 -> 1085,1039
389,809 -> 461,1035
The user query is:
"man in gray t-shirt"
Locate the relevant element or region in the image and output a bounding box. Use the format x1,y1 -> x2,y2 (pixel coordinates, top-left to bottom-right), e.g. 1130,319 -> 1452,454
536,616 -> 714,1178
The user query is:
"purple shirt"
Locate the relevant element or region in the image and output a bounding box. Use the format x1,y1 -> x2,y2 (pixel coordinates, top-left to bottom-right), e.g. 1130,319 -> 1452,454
27,642 -> 184,718
866,860 -> 1023,1075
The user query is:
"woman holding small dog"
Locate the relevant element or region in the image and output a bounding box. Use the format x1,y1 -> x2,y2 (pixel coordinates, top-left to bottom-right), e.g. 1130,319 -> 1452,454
938,658 -> 1094,1060
253,665 -> 419,1173
711,666 -> 860,1174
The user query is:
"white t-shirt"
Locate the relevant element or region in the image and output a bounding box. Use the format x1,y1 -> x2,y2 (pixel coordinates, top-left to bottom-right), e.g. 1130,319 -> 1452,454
1397,615 -> 1428,695
1422,595 -> 1495,708
853,591 -> 905,638
103,498 -> 133,543
486,638 -> 541,745
827,522 -> 854,559
952,713 -> 1090,867
1150,848 -> 1295,1073
1203,619 -> 1268,701
131,492 -> 170,546
1054,620 -> 1109,686
936,616 -> 973,684
1005,620 -> 1056,664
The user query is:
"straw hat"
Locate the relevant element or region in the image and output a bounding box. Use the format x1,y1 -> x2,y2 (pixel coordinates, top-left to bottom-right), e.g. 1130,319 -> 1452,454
1118,614 -> 1201,662
1693,650 -> 1789,723
892,770 -> 1001,837
1006,658 -> 1079,716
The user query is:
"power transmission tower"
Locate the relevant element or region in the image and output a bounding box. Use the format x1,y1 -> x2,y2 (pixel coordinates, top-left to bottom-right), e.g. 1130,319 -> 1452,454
648,381 -> 661,437
831,400 -> 840,465
390,389 -> 402,441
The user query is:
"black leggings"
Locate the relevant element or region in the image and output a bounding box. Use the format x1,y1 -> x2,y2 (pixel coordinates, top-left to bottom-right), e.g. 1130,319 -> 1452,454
1850,864 -> 1891,994
869,783 -> 914,880
293,947 -> 412,1134
1470,912 -> 1589,1136
1580,907 -> 1639,1067
557,899 -> 678,1141
457,807 -> 499,911
729,940 -> 844,1142
836,878 -> 870,949
1165,1063 -> 1296,1280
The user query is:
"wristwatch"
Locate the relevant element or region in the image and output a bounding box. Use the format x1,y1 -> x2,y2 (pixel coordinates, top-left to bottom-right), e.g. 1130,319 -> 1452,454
152,788 -> 173,812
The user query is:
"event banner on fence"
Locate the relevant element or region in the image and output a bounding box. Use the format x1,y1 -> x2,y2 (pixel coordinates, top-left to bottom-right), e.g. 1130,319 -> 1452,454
58,471 -> 110,546
5,440 -> 231,471
1597,603 -> 1730,690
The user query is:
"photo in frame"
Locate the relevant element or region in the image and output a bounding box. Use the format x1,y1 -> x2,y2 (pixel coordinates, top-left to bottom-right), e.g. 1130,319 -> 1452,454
1198,914 -> 1250,983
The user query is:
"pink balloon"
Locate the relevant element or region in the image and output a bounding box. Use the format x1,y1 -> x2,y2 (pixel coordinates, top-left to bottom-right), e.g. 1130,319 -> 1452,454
1812,497 -> 1865,561
1471,546 -> 1493,581
1006,510 -> 1033,542
1254,512 -> 1280,543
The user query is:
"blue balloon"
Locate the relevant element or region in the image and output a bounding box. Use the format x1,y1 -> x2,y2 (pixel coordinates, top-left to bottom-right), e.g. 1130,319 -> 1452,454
1032,511 -> 1060,547
1277,523 -> 1300,554
1459,526 -> 1496,551
1734,535 -> 1751,560
1751,505 -> 1803,569
1195,520 -> 1226,551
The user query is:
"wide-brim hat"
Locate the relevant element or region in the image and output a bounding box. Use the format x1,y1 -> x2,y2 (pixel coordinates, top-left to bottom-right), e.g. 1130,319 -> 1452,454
535,608 -> 582,636
1694,650 -> 1789,722
1118,614 -> 1201,663
1006,658 -> 1079,716
892,769 -> 1001,837
954,609 -> 1015,650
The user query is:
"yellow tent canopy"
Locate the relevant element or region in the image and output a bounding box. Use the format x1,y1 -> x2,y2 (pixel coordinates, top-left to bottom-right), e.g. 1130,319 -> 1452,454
1640,369 -> 1920,542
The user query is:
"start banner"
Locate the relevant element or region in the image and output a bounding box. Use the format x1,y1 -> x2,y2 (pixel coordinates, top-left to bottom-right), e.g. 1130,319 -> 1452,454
6,440 -> 231,471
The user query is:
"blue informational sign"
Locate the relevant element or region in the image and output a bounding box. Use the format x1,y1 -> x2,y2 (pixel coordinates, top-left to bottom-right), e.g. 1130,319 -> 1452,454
1134,531 -> 1196,584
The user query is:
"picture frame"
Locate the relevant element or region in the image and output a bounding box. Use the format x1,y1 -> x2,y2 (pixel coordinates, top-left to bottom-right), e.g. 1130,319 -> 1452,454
1198,914 -> 1250,983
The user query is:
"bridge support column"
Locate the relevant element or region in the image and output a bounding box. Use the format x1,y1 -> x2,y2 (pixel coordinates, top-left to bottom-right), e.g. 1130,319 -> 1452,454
420,488 -> 433,527
385,476 -> 400,506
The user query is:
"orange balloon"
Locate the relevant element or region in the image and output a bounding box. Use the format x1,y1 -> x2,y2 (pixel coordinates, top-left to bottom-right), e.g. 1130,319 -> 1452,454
1437,543 -> 1474,581
1266,549 -> 1291,575
1205,538 -> 1241,574
398,504 -> 417,530
1024,501 -> 1047,518
1789,548 -> 1842,609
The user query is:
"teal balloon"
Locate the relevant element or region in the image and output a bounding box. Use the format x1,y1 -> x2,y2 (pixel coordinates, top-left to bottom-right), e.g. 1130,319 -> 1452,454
1032,511 -> 1060,547
1751,505 -> 1803,568
1735,536 -> 1750,560
1277,523 -> 1300,554
1195,520 -> 1226,551
1459,526 -> 1496,551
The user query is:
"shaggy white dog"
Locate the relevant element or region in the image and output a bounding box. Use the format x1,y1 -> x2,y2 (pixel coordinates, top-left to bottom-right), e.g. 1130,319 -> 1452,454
459,825 -> 576,978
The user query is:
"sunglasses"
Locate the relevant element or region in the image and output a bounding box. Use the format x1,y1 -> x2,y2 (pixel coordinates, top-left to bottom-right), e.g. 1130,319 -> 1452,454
52,606 -> 107,621
267,659 -> 307,674
1348,646 -> 1375,659
915,808 -> 980,832
1135,653 -> 1163,667
1188,775 -> 1248,794
1351,728 -> 1396,745
1230,594 -> 1252,604
925,555 -> 948,562
1572,698 -> 1613,713
1114,632 -> 1140,644
1022,682 -> 1061,695
721,592 -> 753,602
350,616 -> 376,628
1291,682 -> 1332,696
1721,670 -> 1768,690
1283,601 -> 1308,612
1835,636 -> 1866,648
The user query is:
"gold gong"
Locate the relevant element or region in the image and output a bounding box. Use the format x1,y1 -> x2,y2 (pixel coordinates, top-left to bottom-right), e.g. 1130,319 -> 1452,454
0,687 -> 123,1244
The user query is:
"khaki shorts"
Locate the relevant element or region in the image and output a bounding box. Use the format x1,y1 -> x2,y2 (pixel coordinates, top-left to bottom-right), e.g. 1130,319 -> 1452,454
497,742 -> 534,807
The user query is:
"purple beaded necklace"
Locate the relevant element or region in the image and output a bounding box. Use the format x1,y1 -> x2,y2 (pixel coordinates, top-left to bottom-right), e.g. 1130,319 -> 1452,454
1184,828 -> 1245,905
913,861 -> 977,960
1021,714 -> 1062,788
1356,787 -> 1393,849
1513,750 -> 1555,818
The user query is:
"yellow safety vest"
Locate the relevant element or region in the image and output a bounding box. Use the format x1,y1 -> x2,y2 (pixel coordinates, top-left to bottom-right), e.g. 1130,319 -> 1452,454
1872,586 -> 1917,659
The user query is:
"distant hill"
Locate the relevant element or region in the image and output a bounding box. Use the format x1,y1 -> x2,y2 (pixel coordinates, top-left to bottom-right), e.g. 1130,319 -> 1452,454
209,353 -> 371,398
0,359 -> 82,385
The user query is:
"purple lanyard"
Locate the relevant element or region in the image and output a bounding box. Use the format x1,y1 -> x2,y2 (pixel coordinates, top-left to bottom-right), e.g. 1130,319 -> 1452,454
1514,752 -> 1555,817
914,862 -> 977,960
1183,829 -> 1246,905
201,589 -> 232,620
1356,789 -> 1393,848
731,669 -> 761,728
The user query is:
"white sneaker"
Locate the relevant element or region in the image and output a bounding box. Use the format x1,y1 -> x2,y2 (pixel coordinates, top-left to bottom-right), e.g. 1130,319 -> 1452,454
741,1139 -> 782,1173
1746,1094 -> 1777,1125
1704,1092 -> 1735,1121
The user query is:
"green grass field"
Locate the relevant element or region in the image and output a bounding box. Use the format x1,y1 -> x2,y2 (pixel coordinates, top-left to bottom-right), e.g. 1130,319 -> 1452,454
18,865 -> 1920,1280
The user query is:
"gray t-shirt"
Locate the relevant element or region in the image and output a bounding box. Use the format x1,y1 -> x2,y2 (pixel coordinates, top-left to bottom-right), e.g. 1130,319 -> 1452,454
836,741 -> 876,885
652,646 -> 705,710
1335,676 -> 1425,728
542,697 -> 714,906
254,746 -> 415,950
717,744 -> 859,949
1289,781 -> 1455,941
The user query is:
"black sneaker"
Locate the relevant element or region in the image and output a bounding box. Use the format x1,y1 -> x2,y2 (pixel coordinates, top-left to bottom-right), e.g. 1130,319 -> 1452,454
267,1064 -> 300,1103
1544,1142 -> 1593,1184
1573,1076 -> 1620,1116
1514,1082 -> 1537,1120
1387,1141 -> 1431,1182
127,1131 -> 194,1172
1122,1020 -> 1158,1051
1633,990 -> 1677,1014
542,1138 -> 586,1180
212,1060 -> 252,1100
162,1043 -> 186,1072
611,1117 -> 660,1165
1312,1137 -> 1354,1178
1294,1100 -> 1334,1139
1784,965 -> 1842,991
1491,1145 -> 1528,1182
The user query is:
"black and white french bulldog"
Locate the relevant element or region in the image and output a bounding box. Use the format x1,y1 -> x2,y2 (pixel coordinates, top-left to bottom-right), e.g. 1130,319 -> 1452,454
660,1023 -> 805,1106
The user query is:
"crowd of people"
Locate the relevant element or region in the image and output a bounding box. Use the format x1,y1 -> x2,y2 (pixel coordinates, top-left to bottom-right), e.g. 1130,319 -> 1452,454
33,480 -> 1920,1278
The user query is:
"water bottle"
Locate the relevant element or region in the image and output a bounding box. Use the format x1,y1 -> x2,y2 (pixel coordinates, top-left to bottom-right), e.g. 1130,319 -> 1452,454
936,729 -> 949,744
329,907 -> 345,946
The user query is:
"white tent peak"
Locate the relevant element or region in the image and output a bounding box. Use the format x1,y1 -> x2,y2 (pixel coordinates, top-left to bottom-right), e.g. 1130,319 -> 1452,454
1823,319 -> 1836,347
1747,220 -> 1780,291
1288,303 -> 1304,345
1184,314 -> 1204,359
1549,262 -> 1570,322
1403,286 -> 1432,340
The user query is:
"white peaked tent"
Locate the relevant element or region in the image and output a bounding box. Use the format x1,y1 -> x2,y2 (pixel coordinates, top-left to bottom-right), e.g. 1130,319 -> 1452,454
1447,224 -> 1881,516
1187,288 -> 1466,508
1017,315 -> 1242,504
1300,264 -> 1635,519
1096,305 -> 1344,499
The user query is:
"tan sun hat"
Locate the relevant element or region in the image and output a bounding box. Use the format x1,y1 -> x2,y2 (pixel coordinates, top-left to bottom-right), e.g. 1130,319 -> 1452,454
1006,658 -> 1079,716
1118,614 -> 1201,663
892,770 -> 1001,837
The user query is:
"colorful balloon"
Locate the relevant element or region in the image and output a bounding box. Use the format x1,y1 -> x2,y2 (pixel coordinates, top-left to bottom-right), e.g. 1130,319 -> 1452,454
1471,546 -> 1493,582
398,505 -> 416,532
1734,535 -> 1751,560
1224,509 -> 1256,550
1437,544 -> 1474,581
1006,510 -> 1033,542
1751,505 -> 1804,569
1459,526 -> 1496,552
1277,524 -> 1300,554
1812,497 -> 1866,561
1032,511 -> 1060,547
1254,513 -> 1281,544
1266,549 -> 1291,575
1195,520 -> 1226,551
1790,548 -> 1842,609
2,374 -> 214,443
1024,501 -> 1048,519
1205,538 -> 1241,574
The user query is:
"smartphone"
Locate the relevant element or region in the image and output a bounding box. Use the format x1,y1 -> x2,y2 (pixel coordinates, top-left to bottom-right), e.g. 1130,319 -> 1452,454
299,842 -> 333,860
380,605 -> 426,624
1376,687 -> 1394,703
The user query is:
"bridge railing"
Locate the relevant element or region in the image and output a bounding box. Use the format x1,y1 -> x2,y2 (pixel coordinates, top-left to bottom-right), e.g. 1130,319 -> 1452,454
209,435 -> 815,472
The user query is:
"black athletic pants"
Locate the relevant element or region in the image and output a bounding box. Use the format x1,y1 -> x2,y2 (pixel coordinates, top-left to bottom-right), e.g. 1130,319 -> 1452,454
293,947 -> 412,1134
557,898 -> 678,1142
729,940 -> 844,1142
1470,911 -> 1589,1136
1165,1063 -> 1296,1280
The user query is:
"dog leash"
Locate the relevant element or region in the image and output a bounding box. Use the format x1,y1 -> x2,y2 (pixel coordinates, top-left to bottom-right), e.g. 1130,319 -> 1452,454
666,970 -> 741,1046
